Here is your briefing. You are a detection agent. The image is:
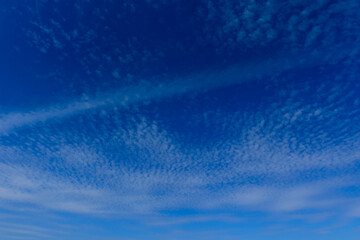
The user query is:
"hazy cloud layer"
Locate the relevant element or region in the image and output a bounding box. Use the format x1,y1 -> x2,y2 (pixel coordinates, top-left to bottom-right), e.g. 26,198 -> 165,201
1,1 -> 360,239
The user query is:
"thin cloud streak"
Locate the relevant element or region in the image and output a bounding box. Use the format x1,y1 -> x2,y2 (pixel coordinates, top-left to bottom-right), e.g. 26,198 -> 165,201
0,46 -> 350,136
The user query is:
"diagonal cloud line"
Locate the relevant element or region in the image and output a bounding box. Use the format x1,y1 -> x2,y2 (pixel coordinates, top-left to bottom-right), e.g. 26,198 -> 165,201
1,45 -> 353,136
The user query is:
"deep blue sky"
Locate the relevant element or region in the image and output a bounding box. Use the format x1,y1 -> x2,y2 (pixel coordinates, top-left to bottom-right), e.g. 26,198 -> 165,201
1,1 -> 360,239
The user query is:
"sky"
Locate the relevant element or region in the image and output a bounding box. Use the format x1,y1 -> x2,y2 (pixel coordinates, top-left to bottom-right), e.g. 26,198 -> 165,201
1,0 -> 360,239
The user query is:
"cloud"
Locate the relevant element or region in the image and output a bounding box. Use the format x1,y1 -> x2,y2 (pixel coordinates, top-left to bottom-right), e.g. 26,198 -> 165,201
0,74 -> 359,220
1,1 -> 360,239
0,42 -> 353,137
199,0 -> 360,53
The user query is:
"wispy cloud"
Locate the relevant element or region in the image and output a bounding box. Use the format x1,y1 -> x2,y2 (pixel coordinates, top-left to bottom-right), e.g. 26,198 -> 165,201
0,44 -> 353,137
1,1 -> 360,239
0,68 -> 359,224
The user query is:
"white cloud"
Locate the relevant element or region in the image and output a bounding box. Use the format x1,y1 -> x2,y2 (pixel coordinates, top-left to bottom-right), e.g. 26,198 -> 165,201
0,44 -> 359,236
0,44 -> 351,137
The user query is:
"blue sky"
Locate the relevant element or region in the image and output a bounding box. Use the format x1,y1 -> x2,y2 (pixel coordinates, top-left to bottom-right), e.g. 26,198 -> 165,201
1,0 -> 360,239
